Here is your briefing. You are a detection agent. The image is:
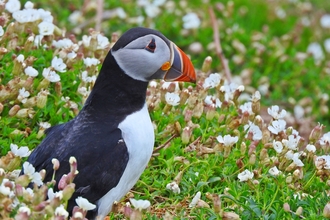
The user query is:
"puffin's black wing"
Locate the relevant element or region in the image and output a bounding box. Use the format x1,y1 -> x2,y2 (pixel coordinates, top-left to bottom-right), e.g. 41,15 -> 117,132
25,116 -> 129,215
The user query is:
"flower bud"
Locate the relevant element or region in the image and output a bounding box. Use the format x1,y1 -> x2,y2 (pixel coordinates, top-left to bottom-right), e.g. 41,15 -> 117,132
323,202 -> 330,218
309,123 -> 324,143
192,101 -> 204,118
240,142 -> 247,155
249,153 -> 256,165
62,183 -> 76,201
55,82 -> 62,96
202,56 -> 212,73
37,90 -> 49,108
9,105 -> 20,116
295,206 -> 303,216
283,203 -> 291,212
222,211 -> 240,220
180,89 -> 190,105
15,174 -> 31,187
181,127 -> 192,144
0,102 -> 3,114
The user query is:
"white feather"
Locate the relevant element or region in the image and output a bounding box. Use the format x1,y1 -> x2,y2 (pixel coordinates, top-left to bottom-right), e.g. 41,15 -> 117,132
96,104 -> 154,219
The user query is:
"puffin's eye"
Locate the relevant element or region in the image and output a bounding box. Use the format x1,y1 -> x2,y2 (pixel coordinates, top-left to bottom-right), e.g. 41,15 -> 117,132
145,38 -> 156,52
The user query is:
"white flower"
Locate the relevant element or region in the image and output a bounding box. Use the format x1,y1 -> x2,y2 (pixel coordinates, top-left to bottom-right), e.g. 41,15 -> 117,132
282,135 -> 300,150
129,198 -> 151,211
275,8 -> 286,19
67,51 -> 77,59
273,140 -> 283,153
5,0 -> 21,13
10,143 -> 31,157
83,57 -> 100,67
16,54 -> 24,63
82,35 -> 91,47
81,71 -> 96,83
37,8 -> 53,22
165,92 -> 180,106
145,4 -> 161,18
75,197 -> 96,211
189,191 -> 201,208
268,119 -> 286,135
267,105 -> 287,119
285,150 -> 294,160
78,87 -> 89,97
42,67 -> 60,82
68,10 -> 83,25
51,57 -> 67,72
204,95 -> 221,108
116,7 -> 127,19
38,21 -> 55,36
24,66 -> 38,77
97,34 -> 109,50
39,121 -> 51,129
320,14 -> 330,28
306,144 -> 316,153
0,179 -> 11,196
220,82 -> 240,101
251,91 -> 261,102
55,205 -> 69,217
269,166 -> 281,176
307,42 -> 324,61
182,12 -> 201,29
238,169 -> 254,182
166,181 -> 180,194
244,122 -> 262,141
22,162 -> 43,186
17,87 -> 30,104
18,206 -> 31,216
34,35 -> 43,47
239,102 -> 253,114
316,155 -> 330,169
52,38 -> 75,49
203,73 -> 221,89
320,132 -> 330,146
294,105 -> 304,119
24,1 -> 33,9
324,38 -> 330,53
0,26 -> 4,37
12,9 -> 40,23
292,152 -> 304,167
216,134 -> 239,147
47,188 -> 63,200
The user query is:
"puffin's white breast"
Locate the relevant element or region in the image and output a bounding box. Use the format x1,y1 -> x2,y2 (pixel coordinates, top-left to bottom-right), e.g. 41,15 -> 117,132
96,103 -> 154,219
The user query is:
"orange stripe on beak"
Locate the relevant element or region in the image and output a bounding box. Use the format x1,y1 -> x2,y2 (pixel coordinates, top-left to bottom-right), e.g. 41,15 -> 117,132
164,43 -> 196,83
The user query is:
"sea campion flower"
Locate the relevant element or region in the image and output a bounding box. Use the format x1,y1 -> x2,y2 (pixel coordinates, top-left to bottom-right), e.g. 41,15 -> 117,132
204,95 -> 221,108
269,166 -> 281,176
292,153 -> 304,167
24,66 -> 38,77
216,134 -> 239,147
22,162 -> 43,186
42,67 -> 60,82
81,71 -> 96,83
17,87 -> 30,104
55,205 -> 69,218
239,102 -> 253,115
306,144 -> 316,153
38,21 -> 55,36
75,197 -> 96,211
83,57 -> 100,67
51,57 -> 67,72
282,135 -> 300,150
273,140 -> 283,153
165,92 -> 180,106
307,42 -> 324,61
129,198 -> 151,211
0,179 -> 12,196
52,38 -> 76,49
320,132 -> 330,146
238,169 -> 254,182
267,105 -> 287,119
244,122 -> 262,141
315,155 -> 330,169
268,119 -> 286,135
320,14 -> 330,28
10,143 -> 31,158
166,181 -> 180,194
96,34 -> 110,50
182,12 -> 201,29
5,0 -> 21,13
203,73 -> 221,89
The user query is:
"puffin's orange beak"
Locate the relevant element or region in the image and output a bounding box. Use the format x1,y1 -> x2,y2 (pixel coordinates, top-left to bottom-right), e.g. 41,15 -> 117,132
163,43 -> 196,83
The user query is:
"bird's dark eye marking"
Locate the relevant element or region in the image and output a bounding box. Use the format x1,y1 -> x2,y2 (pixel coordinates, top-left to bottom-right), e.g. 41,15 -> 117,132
145,38 -> 156,52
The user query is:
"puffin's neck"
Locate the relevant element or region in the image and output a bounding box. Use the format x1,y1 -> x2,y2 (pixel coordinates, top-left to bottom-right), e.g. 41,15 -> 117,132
83,51 -> 149,118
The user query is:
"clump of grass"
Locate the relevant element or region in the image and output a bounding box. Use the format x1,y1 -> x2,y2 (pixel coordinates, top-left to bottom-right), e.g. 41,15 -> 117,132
1,0 -> 330,219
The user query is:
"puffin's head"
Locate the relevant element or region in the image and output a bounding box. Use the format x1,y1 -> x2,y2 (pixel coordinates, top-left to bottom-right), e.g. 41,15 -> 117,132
111,27 -> 196,83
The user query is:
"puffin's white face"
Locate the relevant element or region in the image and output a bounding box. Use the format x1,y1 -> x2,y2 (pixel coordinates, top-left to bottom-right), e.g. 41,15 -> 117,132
112,34 -> 171,82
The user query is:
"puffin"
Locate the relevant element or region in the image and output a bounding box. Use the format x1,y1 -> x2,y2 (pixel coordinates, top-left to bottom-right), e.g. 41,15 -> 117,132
24,27 -> 196,219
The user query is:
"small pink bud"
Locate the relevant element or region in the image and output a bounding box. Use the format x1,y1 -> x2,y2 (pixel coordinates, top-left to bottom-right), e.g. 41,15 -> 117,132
283,203 -> 291,212
9,105 -> 20,116
202,56 -> 212,73
295,206 -> 303,215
